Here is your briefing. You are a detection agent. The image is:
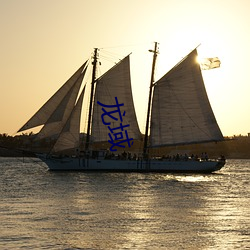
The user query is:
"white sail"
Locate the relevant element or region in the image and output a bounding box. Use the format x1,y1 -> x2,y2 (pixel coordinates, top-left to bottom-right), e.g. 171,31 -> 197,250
35,71 -> 85,140
52,86 -> 85,152
18,61 -> 88,132
91,55 -> 141,143
150,49 -> 224,147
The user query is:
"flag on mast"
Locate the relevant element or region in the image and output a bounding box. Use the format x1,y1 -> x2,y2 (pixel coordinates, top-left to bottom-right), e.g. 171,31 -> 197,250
200,57 -> 221,70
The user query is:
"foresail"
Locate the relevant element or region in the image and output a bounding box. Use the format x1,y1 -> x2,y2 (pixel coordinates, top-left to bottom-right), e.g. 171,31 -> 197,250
52,86 -> 85,153
91,56 -> 141,142
18,61 -> 88,132
150,49 -> 224,147
35,71 -> 85,140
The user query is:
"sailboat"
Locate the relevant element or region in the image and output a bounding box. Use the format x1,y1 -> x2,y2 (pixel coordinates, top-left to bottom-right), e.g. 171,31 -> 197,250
18,43 -> 226,172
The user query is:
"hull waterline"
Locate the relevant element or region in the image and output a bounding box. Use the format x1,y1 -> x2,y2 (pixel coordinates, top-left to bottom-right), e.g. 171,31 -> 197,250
39,156 -> 225,173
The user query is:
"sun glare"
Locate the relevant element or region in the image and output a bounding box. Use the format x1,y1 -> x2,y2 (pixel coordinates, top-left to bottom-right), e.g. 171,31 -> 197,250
196,55 -> 201,64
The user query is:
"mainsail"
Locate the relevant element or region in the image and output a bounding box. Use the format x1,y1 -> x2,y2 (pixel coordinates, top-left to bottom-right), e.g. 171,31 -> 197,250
91,55 -> 141,142
52,86 -> 85,152
150,49 -> 224,147
18,61 -> 87,133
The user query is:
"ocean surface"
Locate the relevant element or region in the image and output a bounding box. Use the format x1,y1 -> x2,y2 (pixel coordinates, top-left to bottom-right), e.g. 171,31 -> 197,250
0,158 -> 249,250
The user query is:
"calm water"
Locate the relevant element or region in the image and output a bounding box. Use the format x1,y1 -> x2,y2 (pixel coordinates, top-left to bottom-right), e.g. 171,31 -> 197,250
0,158 -> 249,249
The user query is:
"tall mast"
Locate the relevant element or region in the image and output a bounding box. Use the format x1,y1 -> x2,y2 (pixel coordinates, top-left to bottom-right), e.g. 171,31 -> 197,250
143,42 -> 158,159
85,48 -> 98,154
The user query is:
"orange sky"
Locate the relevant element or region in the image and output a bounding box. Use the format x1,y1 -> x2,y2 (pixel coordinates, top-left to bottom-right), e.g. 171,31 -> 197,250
0,0 -> 250,136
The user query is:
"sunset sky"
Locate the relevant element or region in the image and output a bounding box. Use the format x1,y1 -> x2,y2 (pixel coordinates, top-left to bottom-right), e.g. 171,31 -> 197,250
0,0 -> 250,136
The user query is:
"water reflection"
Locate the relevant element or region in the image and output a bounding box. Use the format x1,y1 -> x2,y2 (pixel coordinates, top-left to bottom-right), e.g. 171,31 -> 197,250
38,172 -> 215,249
0,158 -> 249,249
174,175 -> 214,182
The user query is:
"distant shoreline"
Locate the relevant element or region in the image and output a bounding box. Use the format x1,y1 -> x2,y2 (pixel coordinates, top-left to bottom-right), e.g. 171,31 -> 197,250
0,148 -> 35,157
0,148 -> 249,159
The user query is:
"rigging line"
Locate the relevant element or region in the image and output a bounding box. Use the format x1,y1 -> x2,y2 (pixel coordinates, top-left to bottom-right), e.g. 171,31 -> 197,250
99,55 -> 120,65
100,48 -> 124,56
99,42 -> 150,50
100,49 -> 125,57
99,52 -> 125,63
99,54 -> 117,59
99,49 -> 133,65
99,52 -> 121,60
